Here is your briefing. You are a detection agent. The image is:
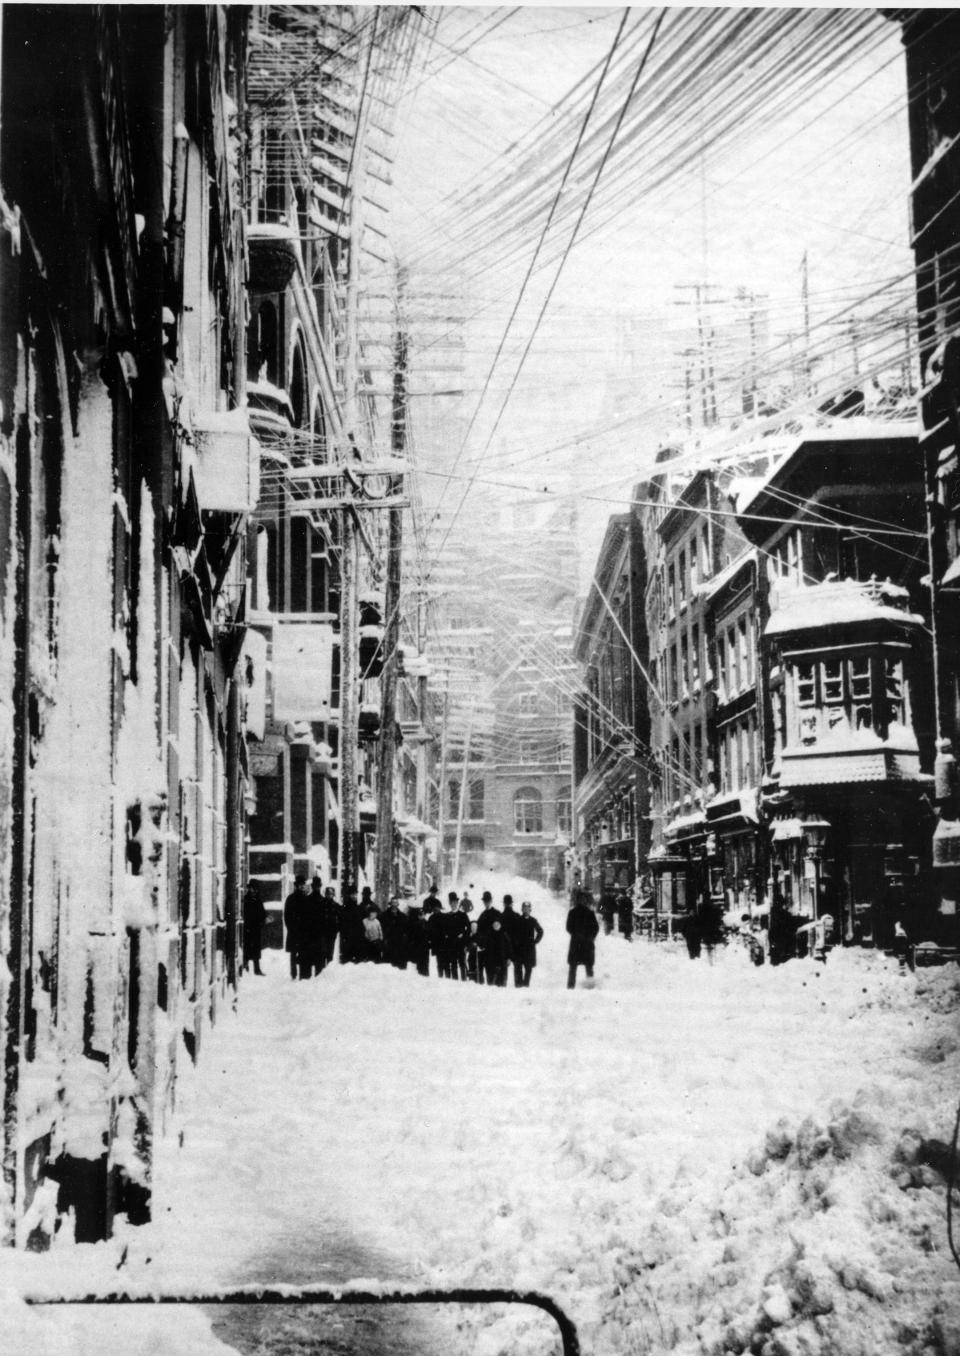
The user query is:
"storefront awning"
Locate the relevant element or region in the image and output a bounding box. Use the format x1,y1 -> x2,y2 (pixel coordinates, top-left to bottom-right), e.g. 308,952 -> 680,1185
771,817 -> 804,842
706,789 -> 759,829
663,810 -> 707,842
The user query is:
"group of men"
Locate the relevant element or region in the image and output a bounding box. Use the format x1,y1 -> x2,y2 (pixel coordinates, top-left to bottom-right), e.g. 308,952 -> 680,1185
277,876 -> 343,979
266,877 -> 547,986
246,875 -> 601,992
421,889 -> 545,987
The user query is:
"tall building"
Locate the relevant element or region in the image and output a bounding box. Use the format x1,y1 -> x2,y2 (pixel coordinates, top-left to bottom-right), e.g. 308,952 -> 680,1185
431,500 -> 578,888
639,451 -> 752,925
0,6 -> 253,1242
572,512 -> 650,902
740,425 -> 934,945
899,8 -> 960,934
241,4 -> 426,918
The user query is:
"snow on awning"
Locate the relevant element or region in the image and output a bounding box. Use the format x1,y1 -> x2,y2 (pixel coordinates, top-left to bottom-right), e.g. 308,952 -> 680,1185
771,818 -> 804,842
663,810 -> 707,841
766,579 -> 923,638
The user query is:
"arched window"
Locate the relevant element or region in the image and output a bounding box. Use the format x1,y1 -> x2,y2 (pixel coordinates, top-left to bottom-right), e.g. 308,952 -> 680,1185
290,340 -> 307,428
514,787 -> 543,835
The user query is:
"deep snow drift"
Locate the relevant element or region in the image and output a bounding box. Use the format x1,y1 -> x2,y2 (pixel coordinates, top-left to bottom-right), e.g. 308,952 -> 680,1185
3,876 -> 959,1355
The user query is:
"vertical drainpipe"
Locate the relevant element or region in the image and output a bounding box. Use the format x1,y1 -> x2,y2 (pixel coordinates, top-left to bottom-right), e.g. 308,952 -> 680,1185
225,678 -> 240,988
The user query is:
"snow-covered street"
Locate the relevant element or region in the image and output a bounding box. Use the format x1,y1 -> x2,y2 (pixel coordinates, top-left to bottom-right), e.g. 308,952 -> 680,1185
4,880 -> 960,1355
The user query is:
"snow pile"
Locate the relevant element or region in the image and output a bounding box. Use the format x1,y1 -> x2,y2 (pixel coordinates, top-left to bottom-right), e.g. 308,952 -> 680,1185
0,892 -> 957,1355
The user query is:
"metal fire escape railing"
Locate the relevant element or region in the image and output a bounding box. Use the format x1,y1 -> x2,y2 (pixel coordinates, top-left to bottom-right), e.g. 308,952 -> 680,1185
25,1284 -> 581,1356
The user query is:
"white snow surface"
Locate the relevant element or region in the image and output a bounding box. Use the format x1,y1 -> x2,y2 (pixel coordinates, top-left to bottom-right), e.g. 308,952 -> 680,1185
3,874 -> 960,1355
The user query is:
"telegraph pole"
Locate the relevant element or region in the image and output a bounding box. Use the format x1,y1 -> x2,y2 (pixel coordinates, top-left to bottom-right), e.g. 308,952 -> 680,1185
340,509 -> 359,902
338,72 -> 363,903
435,679 -> 450,887
374,317 -> 407,907
451,701 -> 476,886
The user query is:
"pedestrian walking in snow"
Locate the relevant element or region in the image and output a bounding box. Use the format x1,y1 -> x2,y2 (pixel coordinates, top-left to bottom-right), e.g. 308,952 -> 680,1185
283,875 -> 309,979
600,890 -> 616,935
566,890 -> 599,989
242,880 -> 266,975
616,890 -> 634,942
515,901 -> 544,987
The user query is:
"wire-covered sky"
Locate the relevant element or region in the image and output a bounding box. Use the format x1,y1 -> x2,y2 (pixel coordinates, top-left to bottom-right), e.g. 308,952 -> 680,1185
385,6 -> 916,578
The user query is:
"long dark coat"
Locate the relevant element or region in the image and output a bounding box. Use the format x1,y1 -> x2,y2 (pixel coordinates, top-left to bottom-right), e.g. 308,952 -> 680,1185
566,901 -> 599,966
515,912 -> 544,967
475,905 -> 502,950
283,888 -> 307,954
243,885 -> 266,963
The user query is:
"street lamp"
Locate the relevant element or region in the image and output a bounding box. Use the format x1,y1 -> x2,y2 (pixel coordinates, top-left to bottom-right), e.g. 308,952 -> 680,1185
803,818 -> 831,922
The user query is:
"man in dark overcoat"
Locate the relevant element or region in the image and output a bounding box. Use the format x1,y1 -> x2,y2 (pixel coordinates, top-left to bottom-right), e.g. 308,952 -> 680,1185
566,890 -> 600,989
515,900 -> 544,987
242,880 -> 266,975
283,875 -> 309,979
475,892 -> 503,985
448,895 -> 471,980
483,919 -> 513,987
500,895 -> 525,987
320,886 -> 341,966
380,897 -> 407,968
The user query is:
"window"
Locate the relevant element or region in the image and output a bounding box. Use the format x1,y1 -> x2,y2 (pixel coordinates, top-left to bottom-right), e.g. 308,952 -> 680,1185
519,736 -> 538,763
514,787 -> 543,834
700,524 -> 711,581
796,664 -> 816,706
738,617 -> 750,690
885,657 -> 904,724
678,548 -> 687,606
742,717 -> 754,788
821,658 -> 843,705
669,646 -> 678,702
518,691 -> 538,715
469,779 -> 484,820
851,655 -> 873,729
556,795 -> 572,836
691,624 -> 700,688
680,632 -> 689,697
717,631 -> 727,698
727,626 -> 739,693
667,563 -> 676,617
